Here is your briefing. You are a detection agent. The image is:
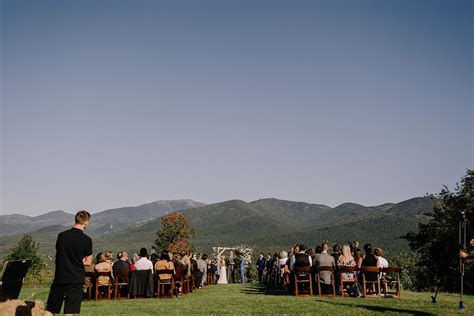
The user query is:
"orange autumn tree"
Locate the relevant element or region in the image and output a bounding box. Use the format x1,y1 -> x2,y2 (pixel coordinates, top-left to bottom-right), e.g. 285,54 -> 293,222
153,213 -> 194,254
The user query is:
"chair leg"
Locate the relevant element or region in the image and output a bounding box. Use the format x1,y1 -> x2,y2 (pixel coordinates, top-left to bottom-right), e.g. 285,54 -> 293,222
317,275 -> 321,297
309,276 -> 313,296
294,278 -> 298,296
332,276 -> 336,296
362,276 -> 367,298
95,285 -> 98,301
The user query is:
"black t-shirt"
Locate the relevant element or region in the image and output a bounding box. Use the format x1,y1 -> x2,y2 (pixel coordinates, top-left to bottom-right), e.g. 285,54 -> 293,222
53,228 -> 93,284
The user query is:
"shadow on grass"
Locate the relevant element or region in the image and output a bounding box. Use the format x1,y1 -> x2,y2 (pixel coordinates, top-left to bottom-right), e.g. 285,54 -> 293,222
241,284 -> 435,315
316,300 -> 435,316
240,284 -> 290,296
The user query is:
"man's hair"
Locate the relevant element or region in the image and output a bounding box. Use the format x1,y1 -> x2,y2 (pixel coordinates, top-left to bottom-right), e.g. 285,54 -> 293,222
75,210 -> 91,224
202,254 -> 208,260
364,243 -> 372,254
117,252 -> 123,260
299,244 -> 307,251
315,245 -> 322,254
374,247 -> 382,256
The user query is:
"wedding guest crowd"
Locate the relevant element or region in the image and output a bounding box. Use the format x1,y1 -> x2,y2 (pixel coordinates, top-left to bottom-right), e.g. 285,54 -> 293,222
261,240 -> 391,297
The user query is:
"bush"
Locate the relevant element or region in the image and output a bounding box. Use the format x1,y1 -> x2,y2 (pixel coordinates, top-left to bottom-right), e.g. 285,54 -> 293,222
1,234 -> 51,287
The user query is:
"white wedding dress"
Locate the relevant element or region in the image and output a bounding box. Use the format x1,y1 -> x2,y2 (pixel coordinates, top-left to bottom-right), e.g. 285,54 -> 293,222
217,264 -> 228,284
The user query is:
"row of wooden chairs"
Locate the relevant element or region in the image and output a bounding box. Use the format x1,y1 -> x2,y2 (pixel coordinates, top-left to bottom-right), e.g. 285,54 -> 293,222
84,268 -> 195,301
291,266 -> 401,298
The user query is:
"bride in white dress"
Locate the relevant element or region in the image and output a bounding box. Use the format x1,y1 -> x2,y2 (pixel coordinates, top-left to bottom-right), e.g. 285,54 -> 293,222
217,256 -> 228,284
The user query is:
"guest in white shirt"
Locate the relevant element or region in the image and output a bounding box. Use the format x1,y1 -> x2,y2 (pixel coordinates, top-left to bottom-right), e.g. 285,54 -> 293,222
375,247 -> 389,268
135,247 -> 154,272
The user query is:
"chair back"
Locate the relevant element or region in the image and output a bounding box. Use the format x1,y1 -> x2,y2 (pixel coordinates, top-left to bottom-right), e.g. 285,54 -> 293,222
339,265 -> 357,273
382,267 -> 401,273
362,266 -> 381,273
157,269 -> 175,280
317,266 -> 334,273
293,266 -> 311,274
95,271 -> 113,285
114,269 -> 130,284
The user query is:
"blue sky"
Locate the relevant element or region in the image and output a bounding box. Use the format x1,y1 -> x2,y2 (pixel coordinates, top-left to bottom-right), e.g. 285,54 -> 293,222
1,0 -> 472,215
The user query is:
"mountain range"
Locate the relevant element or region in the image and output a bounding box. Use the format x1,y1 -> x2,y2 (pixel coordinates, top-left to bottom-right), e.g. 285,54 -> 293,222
0,197 -> 433,260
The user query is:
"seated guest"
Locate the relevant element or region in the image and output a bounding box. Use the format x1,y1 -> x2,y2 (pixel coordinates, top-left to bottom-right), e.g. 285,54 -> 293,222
337,245 -> 356,282
352,240 -> 361,255
354,248 -> 363,269
105,251 -> 114,265
375,247 -> 389,280
150,253 -> 158,267
130,254 -> 139,271
313,245 -> 323,266
306,248 -> 316,264
180,252 -> 192,277
95,253 -> 112,285
314,242 -> 335,285
361,244 -> 378,282
331,244 -> 341,264
374,247 -> 388,269
279,251 -> 290,287
289,245 -> 299,270
113,251 -> 130,274
135,248 -> 154,271
291,244 -> 312,270
155,250 -> 176,281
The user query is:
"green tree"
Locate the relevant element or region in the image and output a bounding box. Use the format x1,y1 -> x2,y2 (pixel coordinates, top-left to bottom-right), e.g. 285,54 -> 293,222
153,213 -> 194,254
403,169 -> 474,292
2,234 -> 51,287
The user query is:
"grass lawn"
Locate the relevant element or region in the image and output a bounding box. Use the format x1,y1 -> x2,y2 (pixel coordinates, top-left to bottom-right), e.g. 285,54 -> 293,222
19,284 -> 474,315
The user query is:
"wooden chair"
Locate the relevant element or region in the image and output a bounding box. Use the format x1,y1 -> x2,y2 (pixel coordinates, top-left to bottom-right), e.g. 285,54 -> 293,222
157,269 -> 175,298
114,269 -> 130,299
362,266 -> 381,297
316,266 -> 336,297
182,274 -> 192,294
293,266 -> 313,296
338,266 -> 358,297
207,271 -> 215,285
83,271 -> 95,300
382,267 -> 401,298
94,271 -> 113,301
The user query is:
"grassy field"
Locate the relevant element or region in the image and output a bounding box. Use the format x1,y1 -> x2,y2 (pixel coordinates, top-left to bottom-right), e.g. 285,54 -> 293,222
19,284 -> 474,315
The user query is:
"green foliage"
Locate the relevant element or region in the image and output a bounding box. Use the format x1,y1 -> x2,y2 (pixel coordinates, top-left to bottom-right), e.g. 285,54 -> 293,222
403,169 -> 474,293
1,234 -> 51,287
390,252 -> 428,291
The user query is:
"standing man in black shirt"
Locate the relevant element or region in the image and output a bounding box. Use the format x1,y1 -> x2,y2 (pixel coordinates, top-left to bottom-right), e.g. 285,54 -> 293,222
45,210 -> 92,316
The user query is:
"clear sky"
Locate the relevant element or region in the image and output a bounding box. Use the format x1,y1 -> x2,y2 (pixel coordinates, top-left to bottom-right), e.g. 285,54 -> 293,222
1,0 -> 472,215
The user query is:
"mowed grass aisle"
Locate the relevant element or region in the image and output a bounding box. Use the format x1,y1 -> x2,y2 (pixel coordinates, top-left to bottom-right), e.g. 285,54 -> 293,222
20,284 -> 474,315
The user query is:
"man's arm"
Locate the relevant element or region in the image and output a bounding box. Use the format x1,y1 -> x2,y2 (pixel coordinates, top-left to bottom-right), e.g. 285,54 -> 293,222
83,255 -> 93,266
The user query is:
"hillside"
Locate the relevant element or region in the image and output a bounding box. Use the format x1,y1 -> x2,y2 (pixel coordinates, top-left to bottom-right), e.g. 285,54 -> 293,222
93,197 -> 433,258
0,210 -> 72,237
0,199 -> 205,238
0,197 -> 434,260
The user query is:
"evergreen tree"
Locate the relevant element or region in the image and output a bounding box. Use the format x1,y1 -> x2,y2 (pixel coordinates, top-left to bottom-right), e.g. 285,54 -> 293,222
3,234 -> 47,272
403,169 -> 474,292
